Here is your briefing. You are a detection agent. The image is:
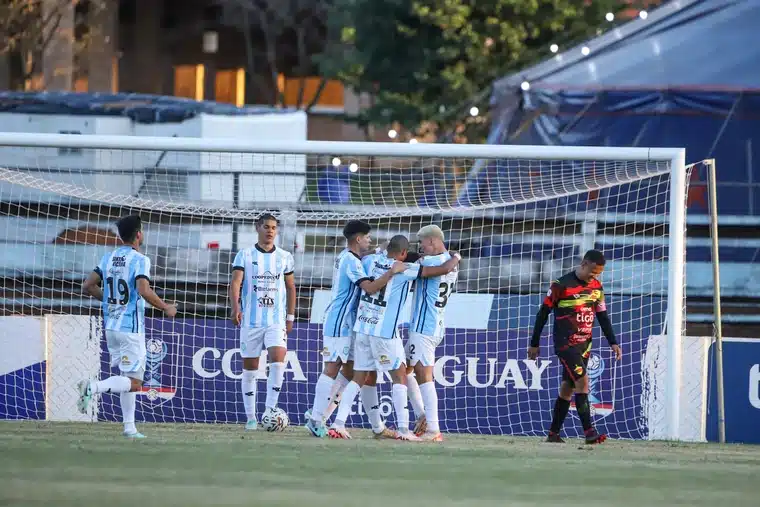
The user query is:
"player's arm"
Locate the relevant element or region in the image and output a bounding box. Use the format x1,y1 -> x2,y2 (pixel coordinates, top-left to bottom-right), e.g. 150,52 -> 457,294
595,290 -> 622,360
356,261 -> 406,294
82,268 -> 103,300
229,268 -> 244,326
418,253 -> 461,278
284,254 -> 296,333
528,281 -> 560,359
136,257 -> 176,317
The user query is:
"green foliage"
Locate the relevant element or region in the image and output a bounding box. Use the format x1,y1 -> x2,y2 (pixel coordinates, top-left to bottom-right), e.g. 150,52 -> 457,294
320,0 -> 626,142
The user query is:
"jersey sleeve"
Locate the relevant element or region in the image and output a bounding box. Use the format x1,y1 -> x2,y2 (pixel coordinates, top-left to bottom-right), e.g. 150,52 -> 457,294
232,250 -> 245,272
347,256 -> 371,286
399,263 -> 422,281
284,252 -> 295,275
135,256 -> 151,282
542,281 -> 563,308
595,288 -> 607,313
94,254 -> 107,280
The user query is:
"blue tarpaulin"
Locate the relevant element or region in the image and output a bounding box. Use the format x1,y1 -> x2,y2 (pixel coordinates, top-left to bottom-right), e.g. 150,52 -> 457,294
463,0 -> 760,218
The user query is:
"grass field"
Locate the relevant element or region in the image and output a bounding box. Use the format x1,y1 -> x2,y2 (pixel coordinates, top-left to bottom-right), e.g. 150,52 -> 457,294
1,421 -> 757,507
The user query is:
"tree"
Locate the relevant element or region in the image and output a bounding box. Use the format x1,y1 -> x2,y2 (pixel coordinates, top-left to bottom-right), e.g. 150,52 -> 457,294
216,0 -> 336,109
0,0 -> 104,90
322,0 -> 626,142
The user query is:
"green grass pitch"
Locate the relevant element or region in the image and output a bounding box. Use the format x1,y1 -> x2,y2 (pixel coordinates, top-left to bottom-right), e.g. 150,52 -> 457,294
1,421 -> 757,507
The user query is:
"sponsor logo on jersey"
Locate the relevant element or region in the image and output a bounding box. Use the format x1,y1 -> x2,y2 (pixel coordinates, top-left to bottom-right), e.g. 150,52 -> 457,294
258,295 -> 275,307
358,315 -> 379,325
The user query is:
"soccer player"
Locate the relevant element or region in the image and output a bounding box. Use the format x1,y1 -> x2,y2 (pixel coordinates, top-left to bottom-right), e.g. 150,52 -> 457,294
305,220 -> 406,438
229,213 -> 296,430
329,235 -> 460,440
406,225 -> 459,441
77,214 -> 177,439
528,249 -> 622,444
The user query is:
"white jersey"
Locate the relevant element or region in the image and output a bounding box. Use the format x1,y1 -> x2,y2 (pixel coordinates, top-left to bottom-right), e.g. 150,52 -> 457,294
322,249 -> 371,338
354,253 -> 421,339
233,244 -> 294,328
94,245 -> 151,335
410,252 -> 458,338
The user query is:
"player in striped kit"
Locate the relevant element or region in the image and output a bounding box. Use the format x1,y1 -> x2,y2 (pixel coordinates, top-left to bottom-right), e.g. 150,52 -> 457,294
305,221 -> 406,438
77,215 -> 177,439
229,214 -> 296,430
329,235 -> 460,440
405,225 -> 459,441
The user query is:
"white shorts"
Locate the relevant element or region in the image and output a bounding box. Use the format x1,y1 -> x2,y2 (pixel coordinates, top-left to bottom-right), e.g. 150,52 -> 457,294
406,332 -> 443,367
240,326 -> 287,358
354,333 -> 406,372
322,334 -> 354,363
106,330 -> 146,380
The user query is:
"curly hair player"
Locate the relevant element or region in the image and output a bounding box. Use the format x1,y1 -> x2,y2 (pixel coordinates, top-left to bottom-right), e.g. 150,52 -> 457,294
528,249 -> 622,444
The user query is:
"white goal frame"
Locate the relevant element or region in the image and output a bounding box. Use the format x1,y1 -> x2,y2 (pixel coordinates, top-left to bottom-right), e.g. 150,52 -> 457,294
0,132 -> 688,440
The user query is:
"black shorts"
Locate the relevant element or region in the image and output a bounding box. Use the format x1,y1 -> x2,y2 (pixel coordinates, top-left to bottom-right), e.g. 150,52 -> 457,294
556,341 -> 592,384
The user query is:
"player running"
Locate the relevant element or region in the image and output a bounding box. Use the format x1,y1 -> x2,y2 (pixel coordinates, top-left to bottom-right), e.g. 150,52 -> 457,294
329,235 -> 460,441
405,225 -> 459,442
305,220 -> 406,438
77,214 -> 177,439
528,249 -> 622,444
229,213 -> 296,430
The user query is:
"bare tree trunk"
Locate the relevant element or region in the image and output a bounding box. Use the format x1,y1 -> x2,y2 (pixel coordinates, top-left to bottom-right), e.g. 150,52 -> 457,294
42,0 -> 74,90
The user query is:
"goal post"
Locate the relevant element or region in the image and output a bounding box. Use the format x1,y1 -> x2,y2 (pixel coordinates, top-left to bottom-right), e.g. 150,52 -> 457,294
0,132 -> 698,440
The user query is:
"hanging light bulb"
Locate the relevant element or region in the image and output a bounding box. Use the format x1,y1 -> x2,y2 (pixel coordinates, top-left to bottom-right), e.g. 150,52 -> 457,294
606,12 -> 614,22
550,44 -> 559,53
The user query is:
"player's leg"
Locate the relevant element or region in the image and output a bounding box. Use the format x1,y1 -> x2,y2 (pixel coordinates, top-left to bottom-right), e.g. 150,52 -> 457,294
547,346 -> 580,442
263,327 -> 288,414
240,327 -> 263,430
322,353 -> 354,422
360,370 -> 395,438
330,334 -> 371,438
405,365 -> 426,431
573,342 -> 606,444
307,334 -> 351,436
410,333 -> 442,441
374,336 -> 418,441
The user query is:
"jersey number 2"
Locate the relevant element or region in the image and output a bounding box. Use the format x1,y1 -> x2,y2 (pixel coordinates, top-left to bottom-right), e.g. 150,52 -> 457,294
106,277 -> 129,305
435,282 -> 454,308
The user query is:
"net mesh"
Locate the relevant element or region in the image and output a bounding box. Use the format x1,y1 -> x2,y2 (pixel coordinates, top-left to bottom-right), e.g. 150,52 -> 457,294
0,141 -> 692,439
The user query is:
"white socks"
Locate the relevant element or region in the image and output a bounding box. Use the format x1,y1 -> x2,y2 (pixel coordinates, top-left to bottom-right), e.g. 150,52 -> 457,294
324,371 -> 350,421
121,392 -> 137,434
241,369 -> 257,421
406,373 -> 425,420
333,380 -> 361,427
311,373 -> 335,422
91,375 -> 131,394
419,381 -> 440,433
361,385 -> 383,433
265,362 -> 285,409
392,384 -> 409,434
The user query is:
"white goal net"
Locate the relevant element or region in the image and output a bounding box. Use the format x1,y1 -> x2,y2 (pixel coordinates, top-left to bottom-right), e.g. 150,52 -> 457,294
0,134 -> 696,440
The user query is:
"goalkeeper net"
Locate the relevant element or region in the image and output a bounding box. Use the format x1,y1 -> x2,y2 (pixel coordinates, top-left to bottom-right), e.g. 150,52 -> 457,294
0,134 -> 695,440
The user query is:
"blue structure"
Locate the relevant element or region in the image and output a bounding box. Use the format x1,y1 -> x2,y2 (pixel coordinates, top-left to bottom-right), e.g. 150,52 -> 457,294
0,91 -> 289,123
462,0 -> 760,219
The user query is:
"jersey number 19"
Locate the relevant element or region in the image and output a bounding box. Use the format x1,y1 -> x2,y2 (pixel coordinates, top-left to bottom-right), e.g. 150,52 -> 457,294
106,276 -> 129,305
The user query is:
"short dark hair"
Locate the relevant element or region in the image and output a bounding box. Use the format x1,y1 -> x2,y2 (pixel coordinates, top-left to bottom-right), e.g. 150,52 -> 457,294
256,213 -> 278,226
386,235 -> 409,255
583,249 -> 606,266
343,220 -> 371,241
116,214 -> 142,243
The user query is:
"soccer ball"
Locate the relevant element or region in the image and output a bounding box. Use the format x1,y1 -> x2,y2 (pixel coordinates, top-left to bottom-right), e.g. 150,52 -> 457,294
261,407 -> 290,432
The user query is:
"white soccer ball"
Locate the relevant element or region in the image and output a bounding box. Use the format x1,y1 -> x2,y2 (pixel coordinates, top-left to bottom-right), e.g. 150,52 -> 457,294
261,408 -> 290,432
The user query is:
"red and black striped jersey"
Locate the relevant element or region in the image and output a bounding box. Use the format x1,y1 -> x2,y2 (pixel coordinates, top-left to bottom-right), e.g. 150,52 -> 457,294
544,271 -> 606,348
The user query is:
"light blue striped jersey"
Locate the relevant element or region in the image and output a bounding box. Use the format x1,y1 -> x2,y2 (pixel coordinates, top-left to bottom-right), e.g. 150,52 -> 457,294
322,249 -> 371,338
354,253 -> 421,339
94,245 -> 151,334
233,244 -> 294,328
410,252 -> 458,338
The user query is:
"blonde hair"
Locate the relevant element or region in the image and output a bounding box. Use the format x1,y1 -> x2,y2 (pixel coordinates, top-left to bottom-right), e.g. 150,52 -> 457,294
417,224 -> 445,242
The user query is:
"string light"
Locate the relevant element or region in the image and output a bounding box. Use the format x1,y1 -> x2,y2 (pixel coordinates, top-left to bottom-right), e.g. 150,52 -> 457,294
409,138 -> 418,144
388,129 -> 397,139
331,157 -> 341,167
581,46 -> 590,56
550,44 -> 559,53
469,106 -> 479,117
349,163 -> 359,172
606,12 -> 614,22
639,11 -> 648,19
521,81 -> 531,91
